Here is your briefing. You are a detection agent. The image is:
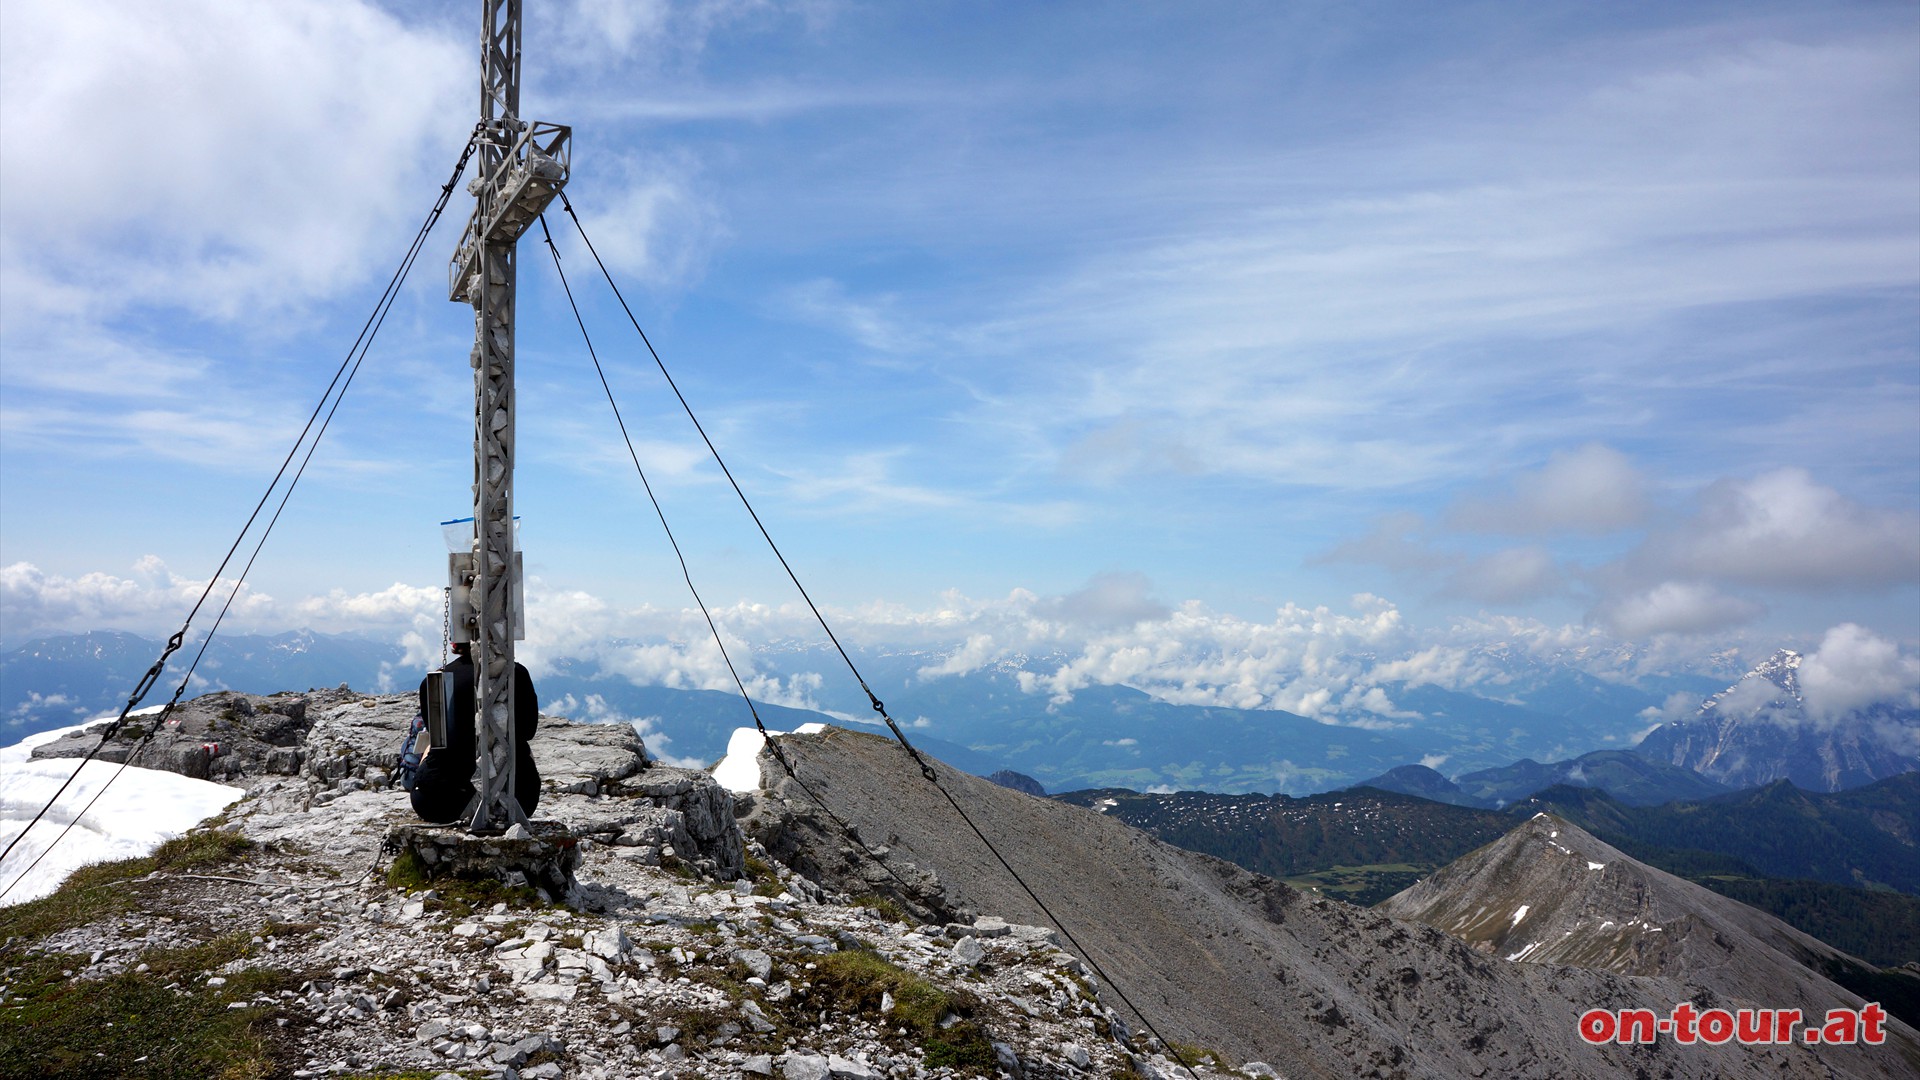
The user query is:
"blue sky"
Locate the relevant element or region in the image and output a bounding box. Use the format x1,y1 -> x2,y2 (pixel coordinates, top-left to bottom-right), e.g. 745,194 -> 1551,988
2,1 -> 1916,720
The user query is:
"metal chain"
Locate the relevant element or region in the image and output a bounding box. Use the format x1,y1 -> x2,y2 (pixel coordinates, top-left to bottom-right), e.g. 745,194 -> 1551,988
442,585 -> 452,666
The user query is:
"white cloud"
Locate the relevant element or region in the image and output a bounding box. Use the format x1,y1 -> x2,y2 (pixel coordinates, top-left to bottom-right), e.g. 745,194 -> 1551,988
0,2 -> 470,478
1055,418 -> 1209,488
297,583 -> 441,626
1645,468 -> 1920,589
1038,572 -> 1170,629
0,558 -> 274,639
1637,691 -> 1704,725
784,279 -> 922,354
0,0 -> 465,323
539,0 -> 834,71
504,586 -> 830,712
1714,674 -> 1796,724
0,560 -> 1836,741
297,583 -> 444,668
547,693 -> 708,769
548,0 -> 670,65
949,31 -> 1920,496
1323,517 -> 1571,607
1317,513 -> 1450,574
1800,623 -> 1920,722
1592,581 -> 1765,639
1009,596 -> 1408,716
1343,686 -> 1419,724
1450,444 -> 1647,534
1441,546 -> 1564,605
1370,644 -> 1499,693
895,586 -> 1738,726
1330,459 -> 1917,635
764,450 -> 1083,527
917,633 -> 1003,679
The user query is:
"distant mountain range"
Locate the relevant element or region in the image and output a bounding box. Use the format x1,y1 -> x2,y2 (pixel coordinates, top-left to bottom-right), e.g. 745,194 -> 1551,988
1517,773 -> 1920,895
759,726 -> 1920,1075
1057,772 -> 1920,967
1356,750 -> 1731,808
1354,649 -> 1917,808
1639,649 -> 1920,792
6,632 -> 1913,801
1052,785 -> 1518,905
0,630 -> 406,742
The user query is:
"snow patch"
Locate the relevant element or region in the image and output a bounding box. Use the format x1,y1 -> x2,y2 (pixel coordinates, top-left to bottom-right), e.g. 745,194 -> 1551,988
1505,942 -> 1541,962
1510,904 -> 1530,927
1,719 -> 243,906
711,723 -> 830,794
1587,861 -> 1606,871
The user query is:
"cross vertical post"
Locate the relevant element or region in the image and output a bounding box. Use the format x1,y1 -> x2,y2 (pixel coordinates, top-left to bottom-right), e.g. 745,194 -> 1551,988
448,0 -> 568,832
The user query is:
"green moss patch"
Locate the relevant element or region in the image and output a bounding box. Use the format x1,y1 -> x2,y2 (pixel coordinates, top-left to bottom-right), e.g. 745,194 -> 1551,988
0,944 -> 297,1079
850,894 -> 909,924
810,949 -> 995,1072
383,850 -> 547,916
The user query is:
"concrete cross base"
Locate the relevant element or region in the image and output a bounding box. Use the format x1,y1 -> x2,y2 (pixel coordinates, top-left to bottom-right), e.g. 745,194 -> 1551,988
387,821 -> 582,904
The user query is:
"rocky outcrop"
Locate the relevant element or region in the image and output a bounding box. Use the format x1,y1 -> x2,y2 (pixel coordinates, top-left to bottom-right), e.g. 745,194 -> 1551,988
31,688 -> 742,878
31,690 -> 318,780
986,771 -> 1046,798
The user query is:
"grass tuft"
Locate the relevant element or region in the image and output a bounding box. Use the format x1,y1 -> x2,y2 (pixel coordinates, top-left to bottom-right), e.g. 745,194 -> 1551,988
0,944 -> 297,1079
150,830 -> 253,874
850,893 -> 909,924
382,849 -> 547,915
0,829 -> 254,943
810,949 -> 995,1071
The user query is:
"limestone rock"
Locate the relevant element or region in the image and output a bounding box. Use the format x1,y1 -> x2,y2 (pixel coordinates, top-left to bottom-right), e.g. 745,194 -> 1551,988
781,1053 -> 830,1080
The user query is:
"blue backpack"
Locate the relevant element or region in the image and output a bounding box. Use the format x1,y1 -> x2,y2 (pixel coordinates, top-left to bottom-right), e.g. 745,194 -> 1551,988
395,711 -> 430,791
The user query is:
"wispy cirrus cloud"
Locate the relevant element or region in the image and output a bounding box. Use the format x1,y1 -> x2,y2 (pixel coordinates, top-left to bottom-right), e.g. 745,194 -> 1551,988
792,24 -> 1918,502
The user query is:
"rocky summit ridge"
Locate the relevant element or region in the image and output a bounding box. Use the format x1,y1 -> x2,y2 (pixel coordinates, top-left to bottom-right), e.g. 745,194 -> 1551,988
6,689 -> 1201,1079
